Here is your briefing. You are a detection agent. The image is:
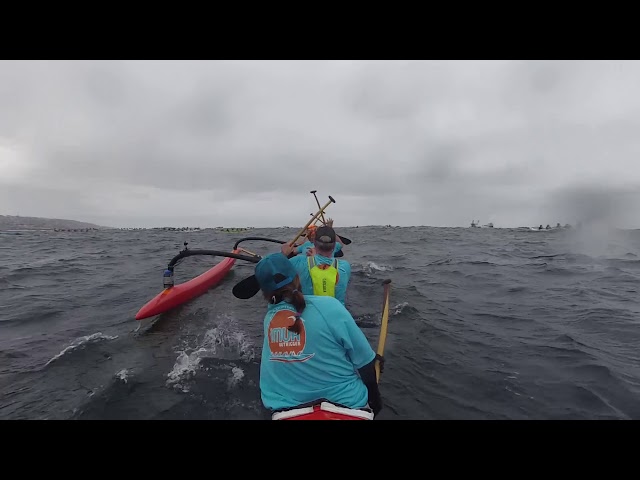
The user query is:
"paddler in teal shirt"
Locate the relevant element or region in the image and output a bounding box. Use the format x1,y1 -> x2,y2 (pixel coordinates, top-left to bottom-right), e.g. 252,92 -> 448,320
293,219 -> 344,257
284,225 -> 351,306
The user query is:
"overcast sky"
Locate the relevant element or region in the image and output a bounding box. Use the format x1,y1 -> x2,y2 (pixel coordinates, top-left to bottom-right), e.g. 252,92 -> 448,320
2,60 -> 640,228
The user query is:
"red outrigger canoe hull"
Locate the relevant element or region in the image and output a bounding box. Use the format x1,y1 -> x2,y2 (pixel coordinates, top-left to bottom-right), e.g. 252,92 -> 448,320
271,402 -> 374,420
135,249 -> 240,320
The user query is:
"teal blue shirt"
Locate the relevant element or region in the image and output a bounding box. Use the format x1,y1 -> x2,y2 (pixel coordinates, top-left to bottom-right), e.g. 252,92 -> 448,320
289,253 -> 351,306
259,295 -> 376,412
296,241 -> 342,257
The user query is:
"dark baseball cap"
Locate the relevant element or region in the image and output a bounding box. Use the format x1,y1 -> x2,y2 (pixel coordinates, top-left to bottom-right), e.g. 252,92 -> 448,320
314,225 -> 336,245
254,253 -> 297,294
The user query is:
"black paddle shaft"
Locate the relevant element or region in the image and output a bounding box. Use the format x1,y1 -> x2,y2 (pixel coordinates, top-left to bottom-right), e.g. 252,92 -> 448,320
168,249 -> 260,270
233,236 -> 287,250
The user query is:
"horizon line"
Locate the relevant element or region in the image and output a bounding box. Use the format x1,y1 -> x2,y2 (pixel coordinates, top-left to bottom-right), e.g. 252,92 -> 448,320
3,214 -> 638,230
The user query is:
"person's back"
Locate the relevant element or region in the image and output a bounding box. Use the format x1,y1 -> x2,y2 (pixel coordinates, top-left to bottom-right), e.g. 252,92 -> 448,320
260,294 -> 373,411
289,253 -> 351,306
253,252 -> 382,417
286,225 -> 351,306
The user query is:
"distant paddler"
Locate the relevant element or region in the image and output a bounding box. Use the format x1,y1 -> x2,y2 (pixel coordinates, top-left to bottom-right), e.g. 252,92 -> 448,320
281,225 -> 351,307
294,217 -> 345,257
308,189 -> 353,246
231,195 -> 336,300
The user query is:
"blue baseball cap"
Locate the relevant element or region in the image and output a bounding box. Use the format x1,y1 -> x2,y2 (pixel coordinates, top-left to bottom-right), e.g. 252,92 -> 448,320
254,252 -> 298,294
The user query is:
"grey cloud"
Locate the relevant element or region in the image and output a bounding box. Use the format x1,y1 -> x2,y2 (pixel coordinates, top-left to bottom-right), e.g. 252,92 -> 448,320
2,60 -> 640,228
546,184 -> 640,228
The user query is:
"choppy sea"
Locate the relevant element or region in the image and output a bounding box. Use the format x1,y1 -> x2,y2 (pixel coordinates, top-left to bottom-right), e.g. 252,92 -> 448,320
1,225 -> 639,419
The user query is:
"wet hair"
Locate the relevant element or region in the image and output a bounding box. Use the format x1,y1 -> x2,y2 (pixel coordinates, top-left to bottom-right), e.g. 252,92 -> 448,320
263,275 -> 306,334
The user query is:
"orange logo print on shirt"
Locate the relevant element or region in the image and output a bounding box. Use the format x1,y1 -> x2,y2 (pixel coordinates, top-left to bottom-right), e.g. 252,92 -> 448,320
268,310 -> 315,363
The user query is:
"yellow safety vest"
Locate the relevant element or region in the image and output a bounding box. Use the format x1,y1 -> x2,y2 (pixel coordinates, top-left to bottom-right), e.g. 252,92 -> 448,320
307,257 -> 340,297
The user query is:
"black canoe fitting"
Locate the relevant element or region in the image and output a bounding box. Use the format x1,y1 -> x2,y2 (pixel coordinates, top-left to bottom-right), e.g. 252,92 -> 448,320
232,236 -> 345,258
233,236 -> 288,250
167,249 -> 260,271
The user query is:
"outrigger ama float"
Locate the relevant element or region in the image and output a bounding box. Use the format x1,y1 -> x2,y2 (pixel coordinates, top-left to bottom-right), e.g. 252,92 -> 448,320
134,193 -> 392,420
135,195 -> 336,320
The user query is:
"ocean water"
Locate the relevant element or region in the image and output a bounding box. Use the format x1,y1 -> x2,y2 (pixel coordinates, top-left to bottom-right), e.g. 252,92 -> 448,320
1,225 -> 640,420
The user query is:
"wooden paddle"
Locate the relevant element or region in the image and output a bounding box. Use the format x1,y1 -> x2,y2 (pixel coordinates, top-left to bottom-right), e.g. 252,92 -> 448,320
310,188 -> 353,245
289,196 -> 335,246
311,190 -> 327,224
375,279 -> 392,383
307,214 -> 352,245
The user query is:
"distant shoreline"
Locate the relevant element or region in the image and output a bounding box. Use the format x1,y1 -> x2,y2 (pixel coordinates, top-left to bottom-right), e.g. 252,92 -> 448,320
1,215 -> 636,231
0,215 -> 108,231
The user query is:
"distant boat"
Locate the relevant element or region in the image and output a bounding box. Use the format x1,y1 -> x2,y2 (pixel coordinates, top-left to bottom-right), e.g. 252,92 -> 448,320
528,224 -> 557,231
470,220 -> 493,228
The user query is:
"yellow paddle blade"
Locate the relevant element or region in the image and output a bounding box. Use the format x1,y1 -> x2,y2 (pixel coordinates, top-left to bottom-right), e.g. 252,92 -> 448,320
375,279 -> 391,383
